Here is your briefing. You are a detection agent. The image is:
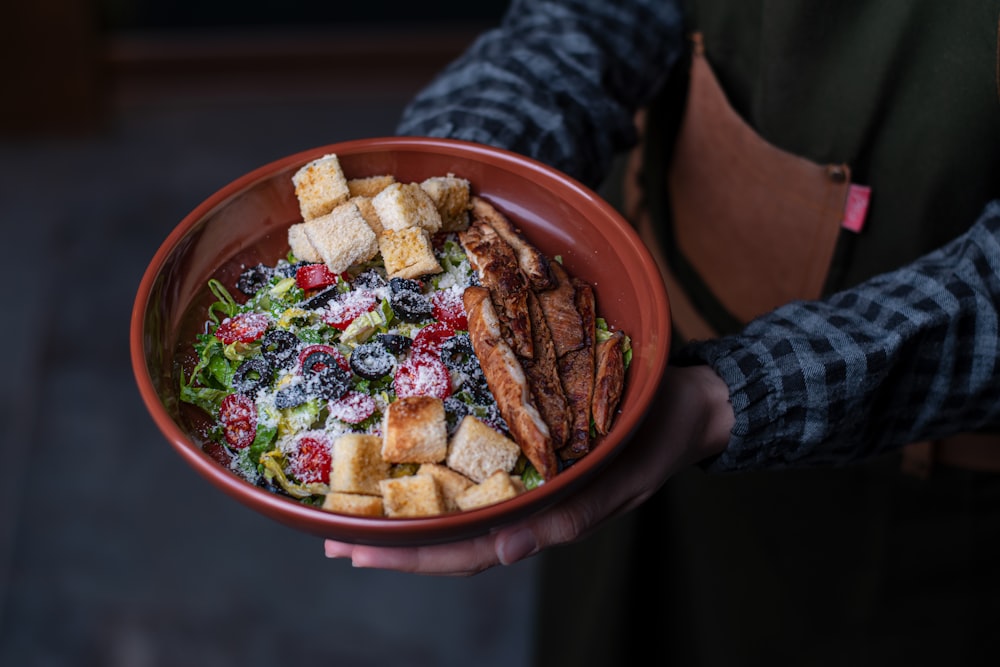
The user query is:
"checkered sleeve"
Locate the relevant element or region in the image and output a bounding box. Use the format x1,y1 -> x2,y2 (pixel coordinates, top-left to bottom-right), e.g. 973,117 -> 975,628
677,200 -> 1000,473
395,0 -> 685,190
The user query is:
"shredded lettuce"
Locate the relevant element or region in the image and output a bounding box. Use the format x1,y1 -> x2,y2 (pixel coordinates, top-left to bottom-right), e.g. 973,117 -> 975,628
260,450 -> 329,498
205,279 -> 240,325
596,318 -> 633,368
521,464 -> 545,491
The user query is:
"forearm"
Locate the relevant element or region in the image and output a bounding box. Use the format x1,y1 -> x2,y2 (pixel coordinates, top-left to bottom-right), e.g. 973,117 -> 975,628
678,200 -> 1000,472
396,0 -> 685,189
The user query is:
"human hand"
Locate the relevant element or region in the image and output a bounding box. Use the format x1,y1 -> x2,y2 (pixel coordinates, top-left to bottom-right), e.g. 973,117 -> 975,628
324,364 -> 733,575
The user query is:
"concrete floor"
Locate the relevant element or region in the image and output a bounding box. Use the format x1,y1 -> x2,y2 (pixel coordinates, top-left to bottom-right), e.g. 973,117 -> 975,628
0,70 -> 538,667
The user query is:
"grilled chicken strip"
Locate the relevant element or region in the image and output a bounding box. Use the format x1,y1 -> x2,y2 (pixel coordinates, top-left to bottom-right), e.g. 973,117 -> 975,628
464,285 -> 558,480
592,330 -> 625,436
522,291 -> 571,450
459,221 -> 533,359
558,278 -> 597,459
537,261 -> 586,358
471,196 -> 554,291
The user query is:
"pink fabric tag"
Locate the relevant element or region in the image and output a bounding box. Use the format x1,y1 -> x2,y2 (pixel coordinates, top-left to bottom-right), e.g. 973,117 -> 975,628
842,183 -> 871,233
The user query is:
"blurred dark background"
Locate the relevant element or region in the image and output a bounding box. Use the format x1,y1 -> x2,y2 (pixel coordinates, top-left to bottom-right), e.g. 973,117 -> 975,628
0,2 -> 543,666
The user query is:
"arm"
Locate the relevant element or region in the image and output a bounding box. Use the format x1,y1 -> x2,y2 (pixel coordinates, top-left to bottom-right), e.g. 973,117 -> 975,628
680,200 -> 1000,472
396,0 -> 686,189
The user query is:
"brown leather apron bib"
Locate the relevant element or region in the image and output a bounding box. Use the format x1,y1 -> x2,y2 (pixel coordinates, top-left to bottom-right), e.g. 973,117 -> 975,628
625,33 -> 1000,474
667,34 -> 850,331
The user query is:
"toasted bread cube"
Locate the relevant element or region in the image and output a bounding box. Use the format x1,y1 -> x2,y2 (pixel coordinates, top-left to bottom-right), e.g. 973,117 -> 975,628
322,492 -> 384,517
420,174 -> 471,232
378,227 -> 442,280
372,182 -> 442,234
287,222 -> 323,263
382,396 -> 448,463
446,416 -> 521,483
417,463 -> 474,512
348,174 -> 396,198
455,470 -> 521,511
510,475 -> 528,495
380,474 -> 446,517
350,195 -> 384,237
330,434 -> 388,496
293,153 -> 351,221
303,200 -> 379,274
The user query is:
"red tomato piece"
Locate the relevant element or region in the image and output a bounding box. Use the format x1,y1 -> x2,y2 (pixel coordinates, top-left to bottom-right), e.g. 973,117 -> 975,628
295,263 -> 339,291
219,393 -> 257,450
328,391 -> 377,424
288,434 -> 332,484
411,321 -> 456,356
203,441 -> 232,467
215,312 -> 269,344
394,353 -> 452,399
432,289 -> 468,330
298,344 -> 350,373
321,290 -> 378,330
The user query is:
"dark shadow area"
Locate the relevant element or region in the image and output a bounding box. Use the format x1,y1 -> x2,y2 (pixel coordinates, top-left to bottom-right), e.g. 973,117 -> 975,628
0,3 -> 540,666
102,0 -> 511,29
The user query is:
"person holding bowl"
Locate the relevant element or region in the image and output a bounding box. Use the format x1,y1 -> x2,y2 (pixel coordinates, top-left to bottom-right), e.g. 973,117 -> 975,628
325,1 -> 1000,664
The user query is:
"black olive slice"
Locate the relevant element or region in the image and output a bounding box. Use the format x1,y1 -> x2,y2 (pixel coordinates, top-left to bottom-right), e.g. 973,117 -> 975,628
439,333 -> 479,374
389,277 -> 422,294
260,329 -> 299,370
301,286 -> 341,310
237,263 -> 274,295
390,290 -> 433,322
353,268 -> 388,290
376,333 -> 412,355
443,396 -> 471,434
349,341 -> 396,380
309,364 -> 351,401
233,356 -> 273,397
300,350 -> 340,375
274,384 -> 308,409
467,376 -> 495,404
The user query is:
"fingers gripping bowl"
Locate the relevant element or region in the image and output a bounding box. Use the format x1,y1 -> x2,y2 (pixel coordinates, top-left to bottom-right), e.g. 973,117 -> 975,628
130,137 -> 671,546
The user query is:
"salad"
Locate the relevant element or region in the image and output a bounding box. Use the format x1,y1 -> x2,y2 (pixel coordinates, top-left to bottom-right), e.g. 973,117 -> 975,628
180,232 -> 543,505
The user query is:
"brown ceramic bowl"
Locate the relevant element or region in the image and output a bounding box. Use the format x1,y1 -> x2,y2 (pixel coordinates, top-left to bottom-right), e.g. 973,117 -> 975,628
130,136 -> 670,546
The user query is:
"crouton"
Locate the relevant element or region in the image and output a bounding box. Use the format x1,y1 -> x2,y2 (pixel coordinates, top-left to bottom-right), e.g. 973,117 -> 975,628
292,153 -> 351,220
417,462 -> 474,512
421,174 -> 472,232
380,474 -> 446,517
446,416 -> 521,483
510,476 -> 527,494
455,470 -> 521,511
350,195 -> 384,237
378,227 -> 442,280
330,434 -> 388,496
287,222 -> 323,263
372,182 -> 443,234
322,491 -> 384,517
348,174 -> 396,198
302,200 -> 379,274
382,396 -> 448,464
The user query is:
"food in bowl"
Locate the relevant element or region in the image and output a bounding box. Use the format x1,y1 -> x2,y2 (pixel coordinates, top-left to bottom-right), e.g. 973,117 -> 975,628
178,152 -> 630,518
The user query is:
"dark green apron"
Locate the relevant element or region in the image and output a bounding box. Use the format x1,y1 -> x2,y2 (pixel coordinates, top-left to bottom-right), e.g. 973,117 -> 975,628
533,3 -> 1000,666
648,0 -> 1000,333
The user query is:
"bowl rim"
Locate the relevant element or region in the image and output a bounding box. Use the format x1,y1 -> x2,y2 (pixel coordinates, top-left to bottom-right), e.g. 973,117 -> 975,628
130,135 -> 671,545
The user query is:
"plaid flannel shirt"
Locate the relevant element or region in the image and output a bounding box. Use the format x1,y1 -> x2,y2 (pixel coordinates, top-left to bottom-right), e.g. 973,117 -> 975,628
396,0 -> 1000,472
